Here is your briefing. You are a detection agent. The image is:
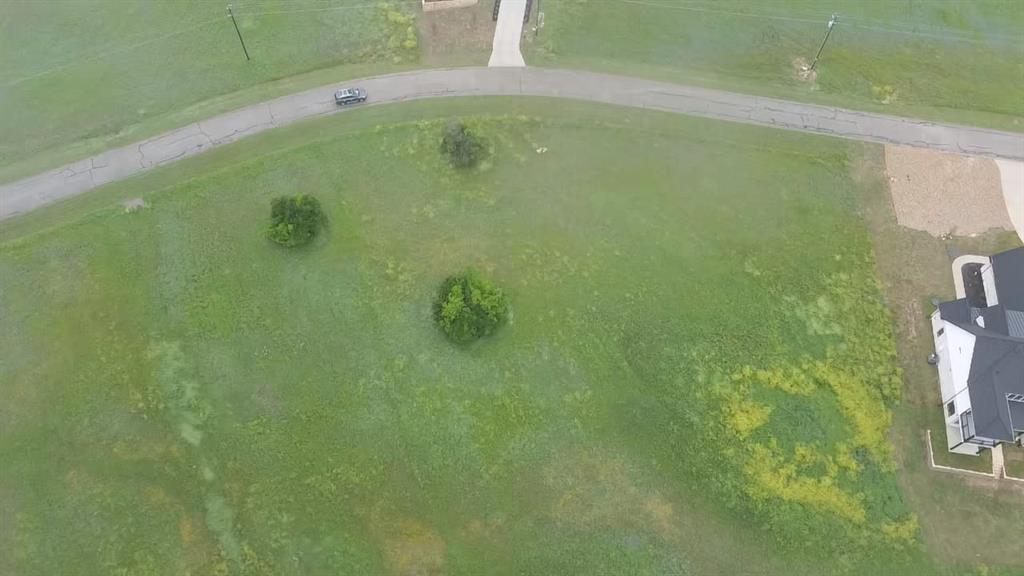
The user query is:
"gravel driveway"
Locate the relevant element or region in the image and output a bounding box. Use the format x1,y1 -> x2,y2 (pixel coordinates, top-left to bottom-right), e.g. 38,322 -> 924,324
885,145 -> 1014,237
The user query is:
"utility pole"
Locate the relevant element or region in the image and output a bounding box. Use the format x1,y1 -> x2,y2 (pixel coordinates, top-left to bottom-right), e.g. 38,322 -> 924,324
227,4 -> 250,61
809,13 -> 838,72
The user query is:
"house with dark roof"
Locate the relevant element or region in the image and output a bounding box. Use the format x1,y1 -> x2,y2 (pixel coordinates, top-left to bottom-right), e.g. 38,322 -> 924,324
930,247 -> 1024,455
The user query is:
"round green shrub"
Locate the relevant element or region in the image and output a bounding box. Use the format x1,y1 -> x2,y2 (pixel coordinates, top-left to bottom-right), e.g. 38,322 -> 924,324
440,122 -> 485,169
434,270 -> 509,343
267,194 -> 324,247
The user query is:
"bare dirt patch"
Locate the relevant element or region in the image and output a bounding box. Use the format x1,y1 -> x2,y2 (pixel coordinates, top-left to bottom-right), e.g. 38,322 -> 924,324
0,488 -> 18,575
1004,445 -> 1024,479
251,380 -> 283,416
179,514 -> 196,545
885,145 -> 1013,237
376,517 -> 446,576
792,57 -> 817,84
417,1 -> 496,66
543,451 -> 682,543
122,197 -> 148,213
958,472 -> 1024,496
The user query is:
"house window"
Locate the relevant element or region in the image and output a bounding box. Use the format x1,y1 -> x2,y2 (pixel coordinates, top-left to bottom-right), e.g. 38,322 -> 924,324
936,327 -> 944,337
946,401 -> 955,417
961,409 -> 976,442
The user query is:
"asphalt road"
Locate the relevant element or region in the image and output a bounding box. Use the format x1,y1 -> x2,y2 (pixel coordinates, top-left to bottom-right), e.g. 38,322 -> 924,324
3,66 -> 1023,220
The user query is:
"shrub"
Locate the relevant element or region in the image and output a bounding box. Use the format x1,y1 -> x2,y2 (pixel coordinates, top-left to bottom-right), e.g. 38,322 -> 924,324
440,122 -> 485,168
267,195 -> 324,247
434,270 -> 508,343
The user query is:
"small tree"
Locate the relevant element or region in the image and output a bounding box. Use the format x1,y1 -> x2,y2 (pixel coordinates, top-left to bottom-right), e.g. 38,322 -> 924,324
434,270 -> 508,343
267,195 -> 324,247
440,122 -> 485,169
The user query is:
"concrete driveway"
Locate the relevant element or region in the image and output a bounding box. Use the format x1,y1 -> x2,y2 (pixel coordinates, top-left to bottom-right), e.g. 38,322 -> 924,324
996,159 -> 1024,242
3,67 -> 1024,220
488,0 -> 527,67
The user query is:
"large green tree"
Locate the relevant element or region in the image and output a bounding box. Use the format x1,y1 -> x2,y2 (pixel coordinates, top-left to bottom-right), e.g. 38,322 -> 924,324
434,270 -> 508,343
267,195 -> 325,247
440,122 -> 485,169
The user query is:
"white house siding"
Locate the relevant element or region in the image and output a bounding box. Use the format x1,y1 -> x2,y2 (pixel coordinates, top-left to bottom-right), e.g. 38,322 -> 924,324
931,312 -> 985,454
944,323 -> 976,403
946,422 -> 983,455
931,312 -> 975,405
981,262 -> 999,305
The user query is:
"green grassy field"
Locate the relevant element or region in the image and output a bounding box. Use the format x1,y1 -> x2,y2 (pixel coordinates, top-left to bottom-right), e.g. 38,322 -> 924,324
1,98 -> 1019,575
527,0 -> 1024,130
1006,446 -> 1024,479
0,0 -> 434,184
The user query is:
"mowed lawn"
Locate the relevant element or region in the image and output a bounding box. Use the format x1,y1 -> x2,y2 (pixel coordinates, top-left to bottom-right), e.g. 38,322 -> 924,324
0,0 -> 427,183
528,0 -> 1024,130
0,99 -> 984,575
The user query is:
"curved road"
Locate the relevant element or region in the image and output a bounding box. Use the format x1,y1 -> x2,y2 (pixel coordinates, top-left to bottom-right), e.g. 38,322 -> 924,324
2,66 -> 1023,220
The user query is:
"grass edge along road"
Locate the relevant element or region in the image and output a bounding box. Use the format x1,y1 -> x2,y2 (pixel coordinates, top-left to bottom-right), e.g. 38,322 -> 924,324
5,0 -> 1024,187
0,61 -> 420,187
3,97 -> 1021,575
7,65 -> 1024,224
0,1 -> 436,185
526,0 -> 1024,132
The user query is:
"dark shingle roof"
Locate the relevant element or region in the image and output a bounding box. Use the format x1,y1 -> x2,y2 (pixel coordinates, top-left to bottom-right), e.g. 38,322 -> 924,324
981,305 -> 1010,336
1010,401 -> 1024,433
991,247 -> 1024,311
935,247 -> 1024,442
965,337 -> 1024,442
978,306 -> 1024,338
938,298 -> 971,324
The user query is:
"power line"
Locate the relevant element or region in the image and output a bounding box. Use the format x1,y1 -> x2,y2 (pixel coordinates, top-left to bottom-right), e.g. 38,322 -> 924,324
611,0 -> 1023,45
8,0 -> 1018,88
228,0 -> 411,8
615,0 -> 819,25
842,19 -> 1016,44
5,18 -> 224,87
4,1 -> 421,86
243,1 -> 419,17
